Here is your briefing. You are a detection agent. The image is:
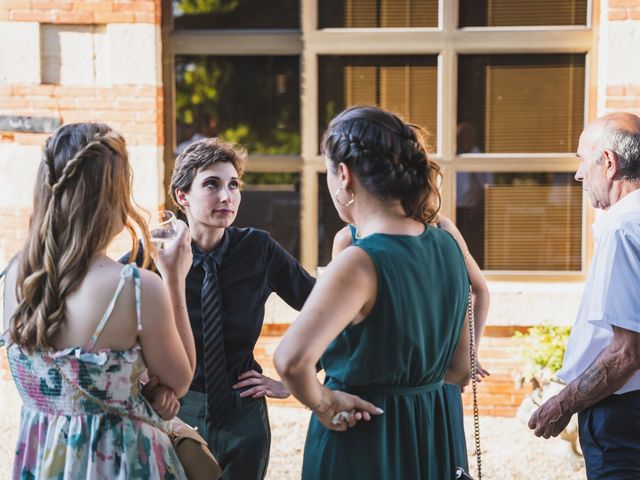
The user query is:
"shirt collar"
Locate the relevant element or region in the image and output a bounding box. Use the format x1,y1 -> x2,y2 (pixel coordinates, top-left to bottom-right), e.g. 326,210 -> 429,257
591,188 -> 640,240
191,229 -> 230,268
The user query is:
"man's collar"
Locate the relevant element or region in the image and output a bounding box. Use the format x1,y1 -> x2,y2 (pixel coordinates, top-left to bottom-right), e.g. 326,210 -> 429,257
592,188 -> 640,239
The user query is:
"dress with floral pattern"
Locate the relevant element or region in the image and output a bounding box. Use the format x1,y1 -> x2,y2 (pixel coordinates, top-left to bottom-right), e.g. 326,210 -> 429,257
1,264 -> 186,479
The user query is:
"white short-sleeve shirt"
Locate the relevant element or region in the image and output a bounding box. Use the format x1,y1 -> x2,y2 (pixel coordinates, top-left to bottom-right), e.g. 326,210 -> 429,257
557,188 -> 640,394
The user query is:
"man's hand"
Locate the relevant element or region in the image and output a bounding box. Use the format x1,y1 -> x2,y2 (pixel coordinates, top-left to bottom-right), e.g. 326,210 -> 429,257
528,394 -> 573,439
232,370 -> 290,399
142,376 -> 181,420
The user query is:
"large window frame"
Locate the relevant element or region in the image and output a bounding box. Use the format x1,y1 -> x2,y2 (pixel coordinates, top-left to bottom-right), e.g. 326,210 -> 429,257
162,0 -> 599,280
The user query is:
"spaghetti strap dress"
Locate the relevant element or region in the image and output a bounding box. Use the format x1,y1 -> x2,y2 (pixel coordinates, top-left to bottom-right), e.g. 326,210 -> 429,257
1,264 -> 186,479
303,226 -> 470,479
346,223 -> 470,470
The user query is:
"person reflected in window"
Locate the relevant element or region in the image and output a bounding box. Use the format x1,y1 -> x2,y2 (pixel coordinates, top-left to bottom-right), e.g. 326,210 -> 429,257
274,106 -> 473,479
132,137 -> 315,480
456,120 -> 492,268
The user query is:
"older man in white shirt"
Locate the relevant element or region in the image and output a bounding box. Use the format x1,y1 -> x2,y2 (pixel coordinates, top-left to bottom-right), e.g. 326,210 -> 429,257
529,112 -> 640,479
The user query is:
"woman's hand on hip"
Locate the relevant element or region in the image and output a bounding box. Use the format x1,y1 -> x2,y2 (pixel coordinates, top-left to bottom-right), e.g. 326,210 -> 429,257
314,387 -> 383,432
233,370 -> 290,399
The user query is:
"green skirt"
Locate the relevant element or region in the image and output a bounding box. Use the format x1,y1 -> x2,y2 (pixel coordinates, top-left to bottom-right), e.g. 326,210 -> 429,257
302,380 -> 466,480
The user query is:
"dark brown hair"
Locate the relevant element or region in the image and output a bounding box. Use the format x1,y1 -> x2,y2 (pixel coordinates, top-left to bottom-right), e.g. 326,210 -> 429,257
11,123 -> 151,351
321,105 -> 441,223
170,137 -> 247,210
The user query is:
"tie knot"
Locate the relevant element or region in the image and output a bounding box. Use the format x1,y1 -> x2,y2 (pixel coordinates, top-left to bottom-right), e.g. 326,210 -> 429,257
193,251 -> 218,274
201,256 -> 217,274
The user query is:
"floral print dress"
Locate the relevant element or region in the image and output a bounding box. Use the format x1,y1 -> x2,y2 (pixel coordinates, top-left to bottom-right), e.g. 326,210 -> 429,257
1,264 -> 186,479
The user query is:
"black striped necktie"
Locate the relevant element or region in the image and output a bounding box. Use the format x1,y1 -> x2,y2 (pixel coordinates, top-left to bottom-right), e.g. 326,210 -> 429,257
201,256 -> 232,426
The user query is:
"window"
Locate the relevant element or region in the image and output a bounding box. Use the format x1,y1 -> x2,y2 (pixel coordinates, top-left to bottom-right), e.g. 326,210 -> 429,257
456,172 -> 582,271
166,1 -> 594,275
319,0 -> 438,28
458,55 -> 585,154
318,55 -> 438,151
174,56 -> 300,155
459,0 -> 588,27
172,0 -> 299,30
236,173 -> 301,258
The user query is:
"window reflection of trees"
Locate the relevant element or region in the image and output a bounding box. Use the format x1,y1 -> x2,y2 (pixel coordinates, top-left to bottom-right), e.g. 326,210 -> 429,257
175,56 -> 300,155
172,0 -> 299,29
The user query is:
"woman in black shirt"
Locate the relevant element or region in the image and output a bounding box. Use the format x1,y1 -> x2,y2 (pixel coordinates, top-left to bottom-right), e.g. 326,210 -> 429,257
144,137 -> 315,479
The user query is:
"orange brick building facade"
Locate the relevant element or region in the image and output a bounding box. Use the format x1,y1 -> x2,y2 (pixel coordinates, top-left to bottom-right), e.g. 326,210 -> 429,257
2,0 -> 640,416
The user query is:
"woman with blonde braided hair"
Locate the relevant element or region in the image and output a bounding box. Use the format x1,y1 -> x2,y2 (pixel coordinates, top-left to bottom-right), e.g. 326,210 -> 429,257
1,123 -> 195,478
275,105 -> 472,479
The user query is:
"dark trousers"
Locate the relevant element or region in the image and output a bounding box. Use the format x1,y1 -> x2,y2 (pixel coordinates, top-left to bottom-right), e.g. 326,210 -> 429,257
578,389 -> 640,480
178,390 -> 271,480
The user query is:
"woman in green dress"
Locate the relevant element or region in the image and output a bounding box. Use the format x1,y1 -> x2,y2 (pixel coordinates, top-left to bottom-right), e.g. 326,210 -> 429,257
274,105 -> 472,479
332,217 -> 490,473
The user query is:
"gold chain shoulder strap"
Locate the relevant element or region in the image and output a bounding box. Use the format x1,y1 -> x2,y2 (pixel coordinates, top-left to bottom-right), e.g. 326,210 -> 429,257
467,285 -> 482,479
52,360 -> 176,439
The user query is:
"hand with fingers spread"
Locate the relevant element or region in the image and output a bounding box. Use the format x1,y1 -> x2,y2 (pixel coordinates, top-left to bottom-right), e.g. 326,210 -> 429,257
312,386 -> 383,432
142,376 -> 181,420
232,370 -> 290,399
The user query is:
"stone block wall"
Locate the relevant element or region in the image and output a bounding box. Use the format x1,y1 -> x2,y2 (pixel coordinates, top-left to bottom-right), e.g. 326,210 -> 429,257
600,0 -> 640,117
0,0 -> 163,265
255,324 -> 534,416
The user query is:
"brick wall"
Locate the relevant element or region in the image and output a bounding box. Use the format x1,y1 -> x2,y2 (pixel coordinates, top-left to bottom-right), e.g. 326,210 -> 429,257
0,85 -> 163,146
0,324 -> 533,415
0,0 -> 164,265
255,325 -> 534,416
608,0 -> 640,20
600,0 -> 640,117
0,1 -> 159,24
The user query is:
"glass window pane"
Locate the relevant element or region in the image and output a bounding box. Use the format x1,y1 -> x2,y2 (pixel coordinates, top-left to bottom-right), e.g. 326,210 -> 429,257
318,173 -> 347,266
456,172 -> 582,271
175,56 -> 300,155
459,0 -> 587,27
458,54 -> 585,154
235,173 -> 301,259
319,56 -> 438,152
319,0 -> 438,28
172,0 -> 299,30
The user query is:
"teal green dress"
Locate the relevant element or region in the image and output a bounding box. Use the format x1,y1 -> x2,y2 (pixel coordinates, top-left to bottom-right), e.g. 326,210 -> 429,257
303,226 -> 470,480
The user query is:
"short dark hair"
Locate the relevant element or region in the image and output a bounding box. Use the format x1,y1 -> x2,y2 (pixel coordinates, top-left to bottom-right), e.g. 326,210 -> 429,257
170,137 -> 247,210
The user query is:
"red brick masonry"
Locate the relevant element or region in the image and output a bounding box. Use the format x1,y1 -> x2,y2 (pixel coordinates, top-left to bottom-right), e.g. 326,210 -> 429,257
0,0 -> 160,24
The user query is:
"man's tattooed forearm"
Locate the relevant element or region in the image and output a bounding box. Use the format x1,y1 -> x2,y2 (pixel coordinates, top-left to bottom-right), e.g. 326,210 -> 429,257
577,359 -> 608,394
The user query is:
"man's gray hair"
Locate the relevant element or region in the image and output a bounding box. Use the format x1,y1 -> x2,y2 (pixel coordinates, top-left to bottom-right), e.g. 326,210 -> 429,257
599,125 -> 640,182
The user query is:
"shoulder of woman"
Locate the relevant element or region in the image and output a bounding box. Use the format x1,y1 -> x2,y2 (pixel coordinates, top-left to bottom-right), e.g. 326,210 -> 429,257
332,244 -> 375,273
136,267 -> 165,295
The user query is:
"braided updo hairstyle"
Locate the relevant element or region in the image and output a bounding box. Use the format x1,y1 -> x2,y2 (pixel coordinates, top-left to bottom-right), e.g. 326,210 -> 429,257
321,105 -> 441,223
11,123 -> 151,352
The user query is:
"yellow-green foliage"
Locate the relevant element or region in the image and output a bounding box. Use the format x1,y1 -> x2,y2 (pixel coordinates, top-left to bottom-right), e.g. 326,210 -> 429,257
514,325 -> 571,385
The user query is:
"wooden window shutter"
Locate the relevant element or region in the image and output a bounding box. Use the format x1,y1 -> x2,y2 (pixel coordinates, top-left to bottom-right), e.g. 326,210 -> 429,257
484,184 -> 582,270
484,57 -> 585,153
485,0 -> 587,27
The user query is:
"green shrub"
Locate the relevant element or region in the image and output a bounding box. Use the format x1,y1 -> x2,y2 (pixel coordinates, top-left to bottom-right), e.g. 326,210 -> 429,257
514,325 -> 571,388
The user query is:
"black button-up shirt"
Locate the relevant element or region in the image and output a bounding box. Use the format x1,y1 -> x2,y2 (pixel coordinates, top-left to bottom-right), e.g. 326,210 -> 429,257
123,227 -> 315,392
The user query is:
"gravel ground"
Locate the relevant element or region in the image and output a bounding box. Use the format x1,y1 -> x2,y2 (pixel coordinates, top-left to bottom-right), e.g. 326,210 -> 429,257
0,380 -> 584,479
265,404 -> 586,480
